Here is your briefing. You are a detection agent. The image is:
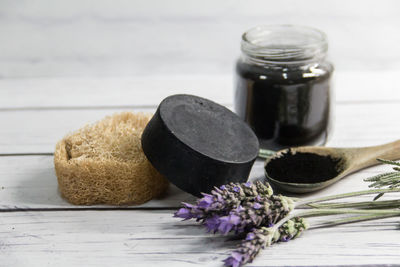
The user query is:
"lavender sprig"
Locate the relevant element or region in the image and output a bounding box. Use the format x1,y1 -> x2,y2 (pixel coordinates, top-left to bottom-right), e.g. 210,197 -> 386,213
224,217 -> 309,267
174,181 -> 292,234
364,159 -> 400,200
210,194 -> 294,234
174,160 -> 400,267
174,181 -> 273,222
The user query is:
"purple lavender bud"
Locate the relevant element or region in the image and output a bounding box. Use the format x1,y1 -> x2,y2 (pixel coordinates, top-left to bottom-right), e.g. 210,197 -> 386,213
281,236 -> 291,242
223,252 -> 243,267
204,215 -> 220,233
253,203 -> 262,210
174,181 -> 283,235
216,193 -> 225,203
198,194 -> 214,209
224,227 -> 275,267
178,202 -> 206,220
218,214 -> 241,235
173,208 -> 193,220
245,232 -> 255,241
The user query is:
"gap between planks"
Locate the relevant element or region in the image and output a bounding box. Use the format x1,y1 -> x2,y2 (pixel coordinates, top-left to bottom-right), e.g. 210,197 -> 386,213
0,153 -> 54,157
0,99 -> 399,112
0,207 -> 178,212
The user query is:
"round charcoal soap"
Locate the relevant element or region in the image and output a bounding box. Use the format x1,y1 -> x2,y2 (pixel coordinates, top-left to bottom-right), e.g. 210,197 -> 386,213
141,94 -> 259,197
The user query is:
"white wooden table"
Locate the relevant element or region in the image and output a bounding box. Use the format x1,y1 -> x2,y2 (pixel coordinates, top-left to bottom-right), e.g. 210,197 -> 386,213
2,1 -> 400,266
1,73 -> 400,267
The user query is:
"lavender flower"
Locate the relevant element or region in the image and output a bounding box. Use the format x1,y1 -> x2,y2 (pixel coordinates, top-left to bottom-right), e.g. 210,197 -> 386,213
204,215 -> 220,233
224,217 -> 309,267
212,194 -> 294,235
223,227 -> 275,267
278,217 -> 309,242
174,181 -> 303,266
223,252 -> 243,267
174,181 -> 274,223
197,194 -> 215,209
174,206 -> 193,220
174,181 -> 294,236
174,164 -> 400,267
217,214 -> 242,234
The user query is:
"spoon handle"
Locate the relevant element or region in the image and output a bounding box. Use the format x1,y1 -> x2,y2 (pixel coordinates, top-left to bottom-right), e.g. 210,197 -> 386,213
346,139 -> 400,171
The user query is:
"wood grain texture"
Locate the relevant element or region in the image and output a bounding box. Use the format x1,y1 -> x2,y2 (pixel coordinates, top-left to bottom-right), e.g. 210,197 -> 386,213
1,71 -> 400,110
0,155 -> 195,210
1,101 -> 399,154
0,155 -> 399,210
1,210 -> 399,267
1,1 -> 400,266
1,77 -> 399,266
0,76 -> 232,109
0,0 -> 400,78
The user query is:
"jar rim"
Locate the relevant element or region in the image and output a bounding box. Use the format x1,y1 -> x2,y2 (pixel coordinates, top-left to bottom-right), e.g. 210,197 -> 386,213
241,24 -> 328,65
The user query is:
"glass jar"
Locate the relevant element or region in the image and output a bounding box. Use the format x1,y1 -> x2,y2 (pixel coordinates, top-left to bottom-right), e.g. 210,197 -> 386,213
234,25 -> 334,150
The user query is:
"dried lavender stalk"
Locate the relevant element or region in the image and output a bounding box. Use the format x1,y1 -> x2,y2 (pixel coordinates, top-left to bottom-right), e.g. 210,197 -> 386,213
223,217 -> 309,267
174,168 -> 400,267
174,181 -> 293,234
174,181 -> 273,222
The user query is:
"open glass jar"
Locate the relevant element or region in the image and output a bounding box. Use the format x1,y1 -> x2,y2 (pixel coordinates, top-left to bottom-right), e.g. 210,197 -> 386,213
234,25 -> 334,150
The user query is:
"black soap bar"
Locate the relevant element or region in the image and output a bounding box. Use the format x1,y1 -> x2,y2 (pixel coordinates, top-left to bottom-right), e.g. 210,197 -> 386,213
141,94 -> 259,197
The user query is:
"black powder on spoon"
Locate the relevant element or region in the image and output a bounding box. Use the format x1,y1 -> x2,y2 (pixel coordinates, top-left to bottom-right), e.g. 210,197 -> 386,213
265,151 -> 342,184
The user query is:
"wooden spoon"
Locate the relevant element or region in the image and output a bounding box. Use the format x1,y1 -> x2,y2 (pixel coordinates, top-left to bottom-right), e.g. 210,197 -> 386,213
264,140 -> 400,193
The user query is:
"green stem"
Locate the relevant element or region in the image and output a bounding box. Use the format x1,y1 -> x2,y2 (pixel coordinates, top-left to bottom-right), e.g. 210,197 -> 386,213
271,207 -> 400,232
364,172 -> 399,182
377,158 -> 400,166
271,213 -> 297,231
303,199 -> 400,210
295,188 -> 400,208
268,208 -> 400,242
311,214 -> 397,229
270,208 -> 400,235
296,208 -> 400,217
368,173 -> 400,188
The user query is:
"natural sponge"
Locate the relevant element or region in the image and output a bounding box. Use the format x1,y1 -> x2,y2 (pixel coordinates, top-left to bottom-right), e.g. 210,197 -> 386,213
54,112 -> 168,205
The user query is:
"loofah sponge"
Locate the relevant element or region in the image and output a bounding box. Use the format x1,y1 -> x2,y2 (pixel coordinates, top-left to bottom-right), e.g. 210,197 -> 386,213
54,112 -> 169,205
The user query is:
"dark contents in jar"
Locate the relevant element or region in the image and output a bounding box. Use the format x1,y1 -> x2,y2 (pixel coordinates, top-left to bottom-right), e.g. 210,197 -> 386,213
265,151 -> 342,184
235,61 -> 332,150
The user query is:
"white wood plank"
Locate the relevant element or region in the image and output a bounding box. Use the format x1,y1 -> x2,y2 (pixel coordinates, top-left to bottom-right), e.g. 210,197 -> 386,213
0,107 -> 155,154
0,154 -> 397,210
335,70 -> 400,103
326,102 -> 400,147
1,210 -> 399,267
0,75 -> 232,109
1,0 -> 400,78
0,155 -> 195,210
0,88 -> 399,209
1,72 -> 400,110
1,102 -> 399,154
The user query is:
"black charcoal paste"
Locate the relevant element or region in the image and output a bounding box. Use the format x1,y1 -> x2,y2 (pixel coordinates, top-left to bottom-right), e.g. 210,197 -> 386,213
235,61 -> 332,150
265,152 -> 342,184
